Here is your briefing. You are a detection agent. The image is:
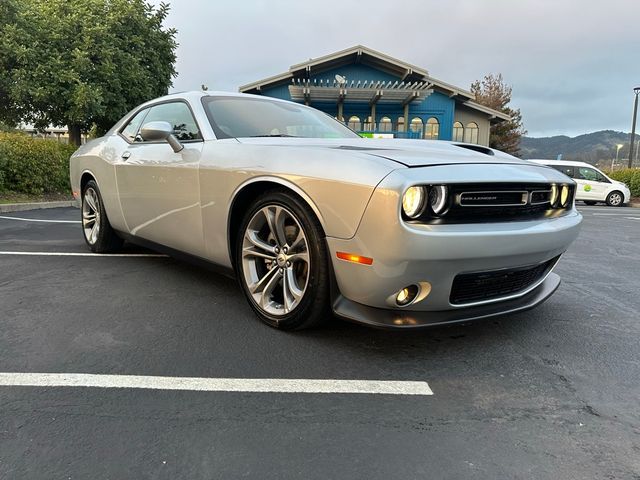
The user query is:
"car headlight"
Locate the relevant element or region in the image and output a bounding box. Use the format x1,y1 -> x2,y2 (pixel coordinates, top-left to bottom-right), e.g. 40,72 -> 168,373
560,184 -> 570,207
428,185 -> 448,215
550,184 -> 559,207
402,186 -> 426,218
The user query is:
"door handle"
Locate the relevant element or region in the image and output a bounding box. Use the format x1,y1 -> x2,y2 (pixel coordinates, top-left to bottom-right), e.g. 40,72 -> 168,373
121,151 -> 131,160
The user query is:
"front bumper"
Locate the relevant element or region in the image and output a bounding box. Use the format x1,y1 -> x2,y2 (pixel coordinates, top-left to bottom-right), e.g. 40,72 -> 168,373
327,165 -> 582,324
333,272 -> 561,329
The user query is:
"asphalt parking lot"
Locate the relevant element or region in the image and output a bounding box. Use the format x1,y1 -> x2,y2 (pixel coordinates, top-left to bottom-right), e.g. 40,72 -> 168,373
0,205 -> 639,479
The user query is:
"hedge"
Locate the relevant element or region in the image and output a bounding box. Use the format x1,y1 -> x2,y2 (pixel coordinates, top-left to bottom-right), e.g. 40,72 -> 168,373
605,168 -> 640,198
0,132 -> 77,195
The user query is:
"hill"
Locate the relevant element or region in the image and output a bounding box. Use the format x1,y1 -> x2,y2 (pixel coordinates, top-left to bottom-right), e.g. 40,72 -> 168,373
520,130 -> 632,166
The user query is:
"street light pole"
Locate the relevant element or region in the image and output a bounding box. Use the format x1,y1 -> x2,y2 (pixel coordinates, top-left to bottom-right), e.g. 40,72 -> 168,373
611,143 -> 624,172
629,87 -> 640,168
613,144 -> 623,170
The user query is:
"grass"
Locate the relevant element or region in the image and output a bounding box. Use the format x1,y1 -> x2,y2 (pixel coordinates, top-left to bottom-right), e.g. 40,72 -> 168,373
0,191 -> 74,204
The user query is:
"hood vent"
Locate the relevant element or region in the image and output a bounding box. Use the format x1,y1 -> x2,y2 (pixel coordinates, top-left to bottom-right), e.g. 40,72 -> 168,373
454,144 -> 495,156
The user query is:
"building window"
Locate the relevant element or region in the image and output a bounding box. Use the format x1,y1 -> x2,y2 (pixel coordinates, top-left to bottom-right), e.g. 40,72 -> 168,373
464,122 -> 479,144
409,117 -> 423,136
363,116 -> 374,131
379,117 -> 392,132
396,117 -> 405,132
424,117 -> 439,140
348,116 -> 361,131
452,121 -> 464,142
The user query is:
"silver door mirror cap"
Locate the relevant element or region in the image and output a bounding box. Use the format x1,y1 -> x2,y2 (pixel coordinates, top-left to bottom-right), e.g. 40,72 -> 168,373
140,121 -> 184,152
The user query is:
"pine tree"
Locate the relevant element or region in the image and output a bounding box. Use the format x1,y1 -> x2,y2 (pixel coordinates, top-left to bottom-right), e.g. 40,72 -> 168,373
471,74 -> 527,157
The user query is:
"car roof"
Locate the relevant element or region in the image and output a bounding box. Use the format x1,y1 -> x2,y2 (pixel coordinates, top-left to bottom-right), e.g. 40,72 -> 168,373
528,159 -> 599,168
147,90 -> 297,105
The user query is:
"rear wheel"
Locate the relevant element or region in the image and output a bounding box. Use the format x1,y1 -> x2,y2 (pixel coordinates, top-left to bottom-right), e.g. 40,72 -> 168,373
82,180 -> 123,253
606,191 -> 624,207
235,190 -> 330,330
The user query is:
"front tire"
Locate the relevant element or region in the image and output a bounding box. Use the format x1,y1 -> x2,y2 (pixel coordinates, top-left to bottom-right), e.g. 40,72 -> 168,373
81,180 -> 123,253
606,191 -> 624,207
235,190 -> 330,330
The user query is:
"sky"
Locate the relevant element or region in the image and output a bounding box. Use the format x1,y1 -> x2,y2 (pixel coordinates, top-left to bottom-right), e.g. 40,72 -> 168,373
156,0 -> 640,138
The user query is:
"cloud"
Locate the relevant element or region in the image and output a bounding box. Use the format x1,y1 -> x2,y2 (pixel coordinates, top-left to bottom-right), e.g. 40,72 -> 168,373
158,0 -> 639,137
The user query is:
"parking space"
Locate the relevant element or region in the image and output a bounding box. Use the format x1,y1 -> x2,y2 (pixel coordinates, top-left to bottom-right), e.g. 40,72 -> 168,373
1,206 -> 639,479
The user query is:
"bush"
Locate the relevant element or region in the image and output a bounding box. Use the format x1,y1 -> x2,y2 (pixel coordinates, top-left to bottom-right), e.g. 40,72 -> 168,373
0,132 -> 77,195
605,168 -> 640,198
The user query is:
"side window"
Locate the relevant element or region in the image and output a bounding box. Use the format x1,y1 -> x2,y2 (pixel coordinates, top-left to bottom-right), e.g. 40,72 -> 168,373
551,165 -> 574,177
120,108 -> 149,142
577,167 -> 598,181
142,102 -> 202,141
596,171 -> 610,183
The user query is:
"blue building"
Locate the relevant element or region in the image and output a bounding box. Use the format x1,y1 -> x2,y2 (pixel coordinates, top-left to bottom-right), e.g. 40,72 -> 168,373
239,45 -> 509,147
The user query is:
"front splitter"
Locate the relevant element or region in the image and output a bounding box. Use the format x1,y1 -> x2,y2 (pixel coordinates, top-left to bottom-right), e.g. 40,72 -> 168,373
332,273 -> 561,329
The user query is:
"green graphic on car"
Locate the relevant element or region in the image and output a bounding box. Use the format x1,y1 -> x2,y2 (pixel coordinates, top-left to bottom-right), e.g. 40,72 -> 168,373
584,185 -> 592,192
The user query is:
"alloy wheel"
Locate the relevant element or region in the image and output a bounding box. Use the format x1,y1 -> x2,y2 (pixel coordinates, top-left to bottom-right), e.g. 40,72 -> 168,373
609,193 -> 622,206
241,205 -> 310,316
82,187 -> 101,245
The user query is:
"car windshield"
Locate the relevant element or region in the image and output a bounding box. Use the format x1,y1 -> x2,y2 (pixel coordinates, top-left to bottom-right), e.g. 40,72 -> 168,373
202,96 -> 360,140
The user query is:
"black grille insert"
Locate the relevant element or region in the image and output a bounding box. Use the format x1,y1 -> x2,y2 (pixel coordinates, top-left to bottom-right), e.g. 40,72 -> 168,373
450,257 -> 559,305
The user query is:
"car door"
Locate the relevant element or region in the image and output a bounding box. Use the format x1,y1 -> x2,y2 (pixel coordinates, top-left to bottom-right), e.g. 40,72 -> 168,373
575,166 -> 608,201
115,100 -> 205,256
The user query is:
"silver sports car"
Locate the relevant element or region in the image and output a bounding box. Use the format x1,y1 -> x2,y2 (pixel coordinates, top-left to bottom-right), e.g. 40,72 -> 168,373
69,91 -> 582,330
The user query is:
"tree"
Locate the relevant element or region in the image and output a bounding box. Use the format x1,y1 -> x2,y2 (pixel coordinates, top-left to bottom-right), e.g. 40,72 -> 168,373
0,0 -> 177,145
0,0 -> 22,128
471,74 -> 526,156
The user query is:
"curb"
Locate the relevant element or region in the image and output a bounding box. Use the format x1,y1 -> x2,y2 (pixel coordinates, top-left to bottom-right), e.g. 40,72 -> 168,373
0,200 -> 79,213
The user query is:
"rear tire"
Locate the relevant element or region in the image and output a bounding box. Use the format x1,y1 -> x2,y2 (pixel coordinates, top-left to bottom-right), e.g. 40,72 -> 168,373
81,180 -> 123,253
606,191 -> 624,207
235,190 -> 330,330
583,201 -> 597,206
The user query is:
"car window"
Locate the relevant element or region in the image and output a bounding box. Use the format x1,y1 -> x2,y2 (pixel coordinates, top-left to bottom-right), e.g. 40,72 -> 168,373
142,102 -> 202,141
202,96 -> 360,139
577,167 -> 599,181
120,108 -> 149,142
595,171 -> 610,183
551,165 -> 574,177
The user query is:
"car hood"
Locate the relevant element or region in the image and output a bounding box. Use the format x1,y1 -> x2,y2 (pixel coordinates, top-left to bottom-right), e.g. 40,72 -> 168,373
236,137 -> 536,168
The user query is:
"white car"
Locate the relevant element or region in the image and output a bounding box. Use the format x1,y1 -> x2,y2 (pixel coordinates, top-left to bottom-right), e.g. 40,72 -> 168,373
530,160 -> 631,207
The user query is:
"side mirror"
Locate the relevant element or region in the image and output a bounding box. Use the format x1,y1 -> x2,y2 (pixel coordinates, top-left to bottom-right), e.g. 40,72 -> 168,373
139,121 -> 184,153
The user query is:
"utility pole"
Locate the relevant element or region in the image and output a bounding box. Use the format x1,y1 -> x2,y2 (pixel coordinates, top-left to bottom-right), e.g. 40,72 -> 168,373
629,87 -> 640,168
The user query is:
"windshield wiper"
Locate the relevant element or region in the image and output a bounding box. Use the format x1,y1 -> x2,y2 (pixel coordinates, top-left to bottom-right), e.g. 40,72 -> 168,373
247,134 -> 299,138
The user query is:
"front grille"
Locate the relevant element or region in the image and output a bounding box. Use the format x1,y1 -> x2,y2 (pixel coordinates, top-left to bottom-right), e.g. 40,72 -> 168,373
450,257 -> 559,305
459,190 -> 528,206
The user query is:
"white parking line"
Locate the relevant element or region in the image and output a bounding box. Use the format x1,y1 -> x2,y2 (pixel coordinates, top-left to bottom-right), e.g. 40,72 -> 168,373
0,372 -> 433,396
590,213 -> 638,216
0,251 -> 166,257
0,215 -> 80,223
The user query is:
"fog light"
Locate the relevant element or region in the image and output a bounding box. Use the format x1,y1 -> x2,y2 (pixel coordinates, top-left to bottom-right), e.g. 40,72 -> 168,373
396,284 -> 419,306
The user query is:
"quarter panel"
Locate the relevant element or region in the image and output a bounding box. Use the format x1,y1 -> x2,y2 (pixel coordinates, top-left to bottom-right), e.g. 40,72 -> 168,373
69,136 -> 128,231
